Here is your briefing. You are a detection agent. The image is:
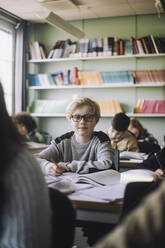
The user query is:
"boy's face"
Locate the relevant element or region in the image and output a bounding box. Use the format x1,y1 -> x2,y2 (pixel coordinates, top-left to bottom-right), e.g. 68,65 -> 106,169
17,123 -> 28,135
108,126 -> 124,142
128,126 -> 139,138
70,105 -> 97,138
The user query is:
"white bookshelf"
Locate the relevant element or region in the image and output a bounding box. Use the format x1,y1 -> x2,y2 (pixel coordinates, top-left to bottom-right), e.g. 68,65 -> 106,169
28,82 -> 165,90
27,53 -> 165,63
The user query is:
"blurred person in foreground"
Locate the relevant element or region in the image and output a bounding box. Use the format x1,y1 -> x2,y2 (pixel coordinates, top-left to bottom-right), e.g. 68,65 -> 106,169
0,82 -> 51,248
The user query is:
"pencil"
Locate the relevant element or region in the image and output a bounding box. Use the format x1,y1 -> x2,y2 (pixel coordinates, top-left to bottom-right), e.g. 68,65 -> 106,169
50,158 -> 58,168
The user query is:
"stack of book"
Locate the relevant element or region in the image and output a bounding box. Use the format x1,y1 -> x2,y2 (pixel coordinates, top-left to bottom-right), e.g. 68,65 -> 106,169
29,99 -> 71,114
28,41 -> 47,60
135,99 -> 165,114
48,39 -> 77,59
132,70 -> 165,84
27,69 -> 165,87
27,73 -> 56,86
101,71 -> 134,84
28,35 -> 165,60
78,71 -> 103,85
131,35 -> 165,55
96,100 -> 122,114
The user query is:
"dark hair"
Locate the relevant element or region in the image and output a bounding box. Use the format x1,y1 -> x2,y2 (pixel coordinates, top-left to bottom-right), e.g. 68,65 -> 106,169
111,112 -> 130,132
129,118 -> 145,137
0,83 -> 24,210
13,112 -> 37,133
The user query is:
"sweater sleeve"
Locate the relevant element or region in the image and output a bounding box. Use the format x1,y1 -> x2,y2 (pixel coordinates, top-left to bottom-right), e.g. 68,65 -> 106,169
36,142 -> 62,174
127,135 -> 139,152
94,180 -> 165,248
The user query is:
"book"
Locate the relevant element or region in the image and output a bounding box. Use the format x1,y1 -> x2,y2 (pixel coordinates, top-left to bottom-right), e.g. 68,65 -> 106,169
120,169 -> 157,183
72,169 -> 156,201
49,178 -> 76,194
79,183 -> 127,202
97,100 -> 122,114
120,151 -> 148,160
29,99 -> 70,114
141,100 -> 165,114
45,174 -> 62,184
75,169 -> 120,186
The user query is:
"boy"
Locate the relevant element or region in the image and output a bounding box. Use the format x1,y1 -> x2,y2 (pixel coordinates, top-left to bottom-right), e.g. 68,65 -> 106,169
107,112 -> 139,152
37,97 -> 114,175
12,112 -> 52,144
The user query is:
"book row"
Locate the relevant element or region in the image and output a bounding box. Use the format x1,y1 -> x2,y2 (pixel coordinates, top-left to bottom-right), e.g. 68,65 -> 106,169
135,100 -> 165,114
28,99 -> 122,115
27,69 -> 165,87
28,35 -> 165,60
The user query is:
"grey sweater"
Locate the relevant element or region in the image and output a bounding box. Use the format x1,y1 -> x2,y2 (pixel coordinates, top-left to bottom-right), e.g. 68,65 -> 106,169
37,131 -> 114,174
1,149 -> 51,248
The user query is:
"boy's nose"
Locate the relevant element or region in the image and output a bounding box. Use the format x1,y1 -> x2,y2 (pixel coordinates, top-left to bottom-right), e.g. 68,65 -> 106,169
80,117 -> 85,123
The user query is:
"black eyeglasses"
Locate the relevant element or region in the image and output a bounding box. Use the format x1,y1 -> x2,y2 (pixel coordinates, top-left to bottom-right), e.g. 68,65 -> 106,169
71,114 -> 95,122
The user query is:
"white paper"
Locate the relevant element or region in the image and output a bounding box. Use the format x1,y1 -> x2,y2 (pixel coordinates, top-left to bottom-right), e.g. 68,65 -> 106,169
120,169 -> 156,183
120,151 -> 148,160
80,183 -> 127,202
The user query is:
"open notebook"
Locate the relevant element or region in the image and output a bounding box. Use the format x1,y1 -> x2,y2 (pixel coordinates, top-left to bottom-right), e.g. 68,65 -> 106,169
74,169 -> 157,202
75,169 -> 120,186
75,169 -> 156,187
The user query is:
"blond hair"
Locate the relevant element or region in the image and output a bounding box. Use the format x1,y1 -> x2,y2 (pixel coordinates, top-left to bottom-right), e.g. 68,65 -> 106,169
66,97 -> 101,123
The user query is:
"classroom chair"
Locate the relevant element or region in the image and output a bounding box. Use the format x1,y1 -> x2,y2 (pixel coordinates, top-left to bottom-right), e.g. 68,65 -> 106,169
48,188 -> 76,248
119,180 -> 161,222
89,148 -> 120,173
113,148 -> 120,171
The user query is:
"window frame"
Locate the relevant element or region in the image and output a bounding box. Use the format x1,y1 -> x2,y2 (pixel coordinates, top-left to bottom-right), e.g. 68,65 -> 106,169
0,10 -> 25,114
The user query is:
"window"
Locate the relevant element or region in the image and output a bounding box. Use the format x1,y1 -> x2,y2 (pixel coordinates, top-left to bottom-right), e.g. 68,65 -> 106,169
0,25 -> 14,114
0,11 -> 25,116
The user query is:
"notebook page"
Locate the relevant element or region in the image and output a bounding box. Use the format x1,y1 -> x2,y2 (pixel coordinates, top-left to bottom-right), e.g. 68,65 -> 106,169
76,169 -> 120,186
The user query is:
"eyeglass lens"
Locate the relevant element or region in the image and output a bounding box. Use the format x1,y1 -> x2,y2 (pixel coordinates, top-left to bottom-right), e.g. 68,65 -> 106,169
71,114 -> 94,122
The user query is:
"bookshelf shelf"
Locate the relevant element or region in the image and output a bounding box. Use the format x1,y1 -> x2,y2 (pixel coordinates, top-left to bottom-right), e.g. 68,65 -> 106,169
27,53 -> 165,63
31,113 -> 165,118
28,82 -> 165,90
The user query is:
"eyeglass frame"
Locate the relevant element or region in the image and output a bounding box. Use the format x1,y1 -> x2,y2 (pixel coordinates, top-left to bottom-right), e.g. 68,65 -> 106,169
71,114 -> 96,122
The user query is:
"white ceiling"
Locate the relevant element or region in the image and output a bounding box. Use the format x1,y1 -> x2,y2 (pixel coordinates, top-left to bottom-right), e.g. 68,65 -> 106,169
0,0 -> 164,23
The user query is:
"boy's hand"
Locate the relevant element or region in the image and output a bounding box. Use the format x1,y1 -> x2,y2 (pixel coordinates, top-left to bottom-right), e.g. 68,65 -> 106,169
45,163 -> 63,176
57,162 -> 70,171
45,162 -> 70,176
154,169 -> 165,179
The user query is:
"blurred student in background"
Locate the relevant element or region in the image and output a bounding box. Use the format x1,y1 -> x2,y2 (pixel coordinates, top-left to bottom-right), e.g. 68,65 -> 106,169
107,112 -> 139,152
128,118 -> 160,154
0,82 -> 51,247
12,112 -> 52,144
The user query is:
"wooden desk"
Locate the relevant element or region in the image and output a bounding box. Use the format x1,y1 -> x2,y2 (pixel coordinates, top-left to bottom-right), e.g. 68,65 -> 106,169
69,193 -> 122,224
120,159 -> 142,171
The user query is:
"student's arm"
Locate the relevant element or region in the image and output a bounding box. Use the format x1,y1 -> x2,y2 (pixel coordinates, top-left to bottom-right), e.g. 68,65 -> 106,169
137,147 -> 165,171
138,141 -> 161,153
127,135 -> 139,152
36,142 -> 62,174
94,180 -> 165,248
